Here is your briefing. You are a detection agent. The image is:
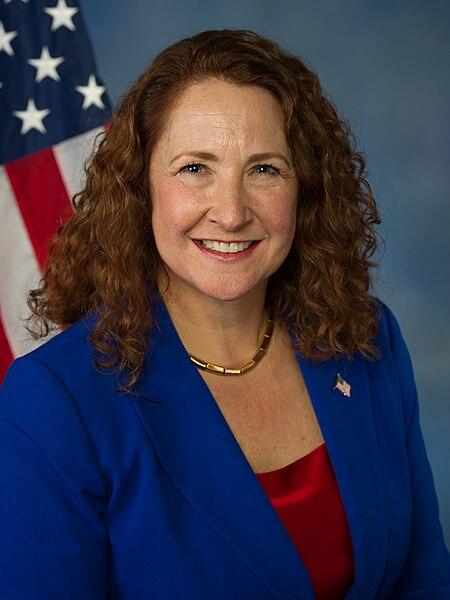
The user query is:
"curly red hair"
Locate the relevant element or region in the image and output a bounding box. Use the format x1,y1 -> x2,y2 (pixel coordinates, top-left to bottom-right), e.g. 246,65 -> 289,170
28,29 -> 381,390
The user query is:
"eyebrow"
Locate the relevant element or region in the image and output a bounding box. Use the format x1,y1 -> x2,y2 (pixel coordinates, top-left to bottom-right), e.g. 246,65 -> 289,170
169,151 -> 291,167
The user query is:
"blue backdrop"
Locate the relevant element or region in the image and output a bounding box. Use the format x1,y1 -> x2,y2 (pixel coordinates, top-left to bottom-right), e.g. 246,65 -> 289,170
79,0 -> 450,544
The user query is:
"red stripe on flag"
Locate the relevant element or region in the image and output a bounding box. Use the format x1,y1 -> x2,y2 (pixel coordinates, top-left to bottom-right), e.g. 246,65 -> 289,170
5,148 -> 73,269
0,317 -> 14,385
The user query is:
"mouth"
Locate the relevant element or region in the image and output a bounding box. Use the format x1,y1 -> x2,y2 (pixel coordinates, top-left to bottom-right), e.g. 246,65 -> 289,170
196,240 -> 255,254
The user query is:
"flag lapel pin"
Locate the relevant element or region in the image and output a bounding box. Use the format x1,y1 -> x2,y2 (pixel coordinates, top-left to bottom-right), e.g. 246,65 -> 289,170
334,374 -> 351,397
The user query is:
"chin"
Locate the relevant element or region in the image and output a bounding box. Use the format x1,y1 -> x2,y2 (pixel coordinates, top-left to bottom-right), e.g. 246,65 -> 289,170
163,268 -> 268,305
194,277 -> 266,304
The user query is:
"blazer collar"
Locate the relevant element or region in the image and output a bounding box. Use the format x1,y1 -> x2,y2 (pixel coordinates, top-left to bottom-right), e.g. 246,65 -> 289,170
133,301 -> 388,599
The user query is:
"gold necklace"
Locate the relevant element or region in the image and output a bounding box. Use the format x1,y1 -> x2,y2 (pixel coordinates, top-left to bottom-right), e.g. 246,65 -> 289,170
188,316 -> 274,375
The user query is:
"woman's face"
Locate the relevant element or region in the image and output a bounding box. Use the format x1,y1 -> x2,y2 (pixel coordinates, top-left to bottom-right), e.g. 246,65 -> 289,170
149,78 -> 298,307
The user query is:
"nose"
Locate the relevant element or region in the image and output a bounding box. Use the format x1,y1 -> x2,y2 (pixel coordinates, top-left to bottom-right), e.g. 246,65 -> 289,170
207,178 -> 252,231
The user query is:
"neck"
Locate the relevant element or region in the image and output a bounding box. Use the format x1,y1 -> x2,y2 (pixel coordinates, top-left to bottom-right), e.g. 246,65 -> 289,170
160,285 -> 269,369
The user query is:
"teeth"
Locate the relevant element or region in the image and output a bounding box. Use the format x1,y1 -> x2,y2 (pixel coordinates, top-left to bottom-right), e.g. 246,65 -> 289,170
200,240 -> 253,253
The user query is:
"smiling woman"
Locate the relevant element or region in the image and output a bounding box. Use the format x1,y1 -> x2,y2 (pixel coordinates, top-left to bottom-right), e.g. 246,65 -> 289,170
25,29 -> 383,390
1,29 -> 449,600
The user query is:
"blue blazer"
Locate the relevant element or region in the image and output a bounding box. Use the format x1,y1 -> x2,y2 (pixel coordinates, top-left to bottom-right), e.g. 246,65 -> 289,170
0,302 -> 449,599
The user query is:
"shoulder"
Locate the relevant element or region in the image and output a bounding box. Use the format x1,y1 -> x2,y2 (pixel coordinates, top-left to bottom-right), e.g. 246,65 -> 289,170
374,301 -> 416,380
376,301 -> 412,363
0,315 -> 118,442
0,317 -> 137,497
22,315 -> 94,369
2,315 -> 106,396
368,300 -> 418,427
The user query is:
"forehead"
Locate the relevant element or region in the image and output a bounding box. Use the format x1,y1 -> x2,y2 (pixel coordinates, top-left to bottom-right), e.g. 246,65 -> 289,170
157,78 -> 287,149
172,77 -> 282,112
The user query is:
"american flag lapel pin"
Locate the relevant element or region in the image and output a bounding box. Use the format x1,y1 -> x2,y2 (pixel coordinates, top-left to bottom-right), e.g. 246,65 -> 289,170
334,374 -> 351,397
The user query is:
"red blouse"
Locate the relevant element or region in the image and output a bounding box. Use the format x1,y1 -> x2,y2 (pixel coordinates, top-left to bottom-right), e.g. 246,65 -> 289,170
256,444 -> 354,600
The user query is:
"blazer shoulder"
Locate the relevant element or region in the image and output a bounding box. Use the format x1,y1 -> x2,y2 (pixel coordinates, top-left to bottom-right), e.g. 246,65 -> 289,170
367,300 -> 418,424
376,301 -> 407,346
1,318 -> 95,418
3,315 -> 102,389
374,301 -> 414,375
23,315 -> 93,364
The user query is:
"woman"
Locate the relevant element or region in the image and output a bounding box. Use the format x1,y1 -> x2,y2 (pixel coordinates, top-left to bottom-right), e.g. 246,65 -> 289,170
0,29 -> 449,599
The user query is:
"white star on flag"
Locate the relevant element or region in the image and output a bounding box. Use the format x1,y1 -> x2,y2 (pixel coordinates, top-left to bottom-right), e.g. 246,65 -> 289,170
75,74 -> 106,109
13,98 -> 51,135
28,46 -> 65,82
4,0 -> 29,4
0,21 -> 18,56
43,0 -> 79,32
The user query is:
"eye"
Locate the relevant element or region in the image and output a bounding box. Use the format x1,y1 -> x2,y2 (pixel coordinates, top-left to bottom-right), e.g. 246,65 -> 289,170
254,164 -> 280,175
179,163 -> 205,174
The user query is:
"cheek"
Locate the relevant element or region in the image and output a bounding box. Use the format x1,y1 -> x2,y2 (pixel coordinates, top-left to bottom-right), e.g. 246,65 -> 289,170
152,181 -> 201,235
263,192 -> 297,238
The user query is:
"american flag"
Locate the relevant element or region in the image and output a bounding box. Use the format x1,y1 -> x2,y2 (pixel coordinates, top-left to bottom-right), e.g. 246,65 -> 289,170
0,0 -> 111,383
333,374 -> 351,398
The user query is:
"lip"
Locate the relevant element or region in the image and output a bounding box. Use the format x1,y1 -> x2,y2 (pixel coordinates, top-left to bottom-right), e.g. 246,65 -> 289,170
193,239 -> 260,261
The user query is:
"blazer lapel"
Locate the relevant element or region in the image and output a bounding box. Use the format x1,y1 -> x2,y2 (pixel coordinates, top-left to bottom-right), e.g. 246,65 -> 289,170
299,355 -> 389,599
133,303 -> 314,600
